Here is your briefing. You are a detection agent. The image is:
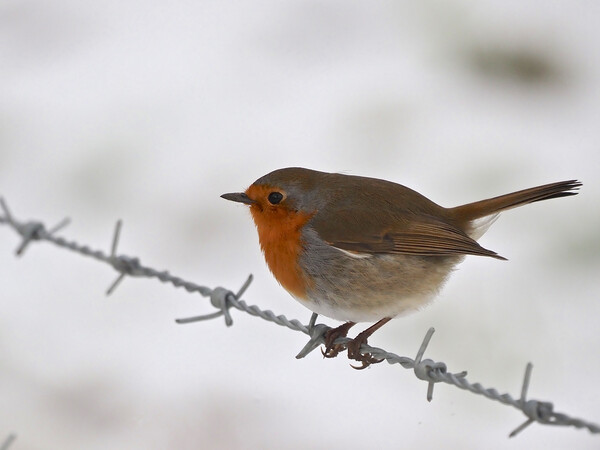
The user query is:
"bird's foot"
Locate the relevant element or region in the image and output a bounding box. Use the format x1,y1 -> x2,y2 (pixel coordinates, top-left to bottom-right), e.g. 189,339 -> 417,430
321,321 -> 355,359
322,317 -> 391,369
346,317 -> 392,369
346,332 -> 384,370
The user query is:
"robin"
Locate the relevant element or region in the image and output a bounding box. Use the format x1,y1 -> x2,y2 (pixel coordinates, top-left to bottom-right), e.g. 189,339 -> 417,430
222,168 -> 580,368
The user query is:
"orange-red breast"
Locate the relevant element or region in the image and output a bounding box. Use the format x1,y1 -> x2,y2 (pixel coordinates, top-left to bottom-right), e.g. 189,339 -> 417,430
222,168 -> 580,367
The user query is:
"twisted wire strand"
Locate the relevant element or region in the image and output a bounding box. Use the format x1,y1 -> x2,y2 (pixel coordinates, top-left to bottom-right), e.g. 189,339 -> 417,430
1,199 -> 598,437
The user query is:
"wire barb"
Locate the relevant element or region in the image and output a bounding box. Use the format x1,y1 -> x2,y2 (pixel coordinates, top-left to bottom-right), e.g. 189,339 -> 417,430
106,220 -> 138,295
0,197 -> 15,225
296,313 -> 329,359
47,217 -> 71,235
111,220 -> 122,257
509,363 -> 553,437
1,197 -> 71,256
1,199 -> 599,437
175,274 -> 253,326
411,328 -> 467,402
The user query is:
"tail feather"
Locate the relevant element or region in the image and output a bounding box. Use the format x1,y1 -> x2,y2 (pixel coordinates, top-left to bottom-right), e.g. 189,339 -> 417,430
450,180 -> 581,223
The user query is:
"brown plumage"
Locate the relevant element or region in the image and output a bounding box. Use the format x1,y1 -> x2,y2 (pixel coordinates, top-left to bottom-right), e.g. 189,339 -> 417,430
222,168 -> 581,367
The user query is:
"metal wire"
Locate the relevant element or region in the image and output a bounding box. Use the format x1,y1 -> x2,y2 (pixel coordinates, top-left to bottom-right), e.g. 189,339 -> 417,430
1,198 -> 598,438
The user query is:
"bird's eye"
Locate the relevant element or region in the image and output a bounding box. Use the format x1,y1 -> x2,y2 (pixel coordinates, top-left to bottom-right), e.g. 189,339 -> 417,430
268,192 -> 283,205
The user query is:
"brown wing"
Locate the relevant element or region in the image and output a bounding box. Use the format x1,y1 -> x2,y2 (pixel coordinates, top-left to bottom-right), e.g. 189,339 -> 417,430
304,173 -> 505,260
311,209 -> 505,260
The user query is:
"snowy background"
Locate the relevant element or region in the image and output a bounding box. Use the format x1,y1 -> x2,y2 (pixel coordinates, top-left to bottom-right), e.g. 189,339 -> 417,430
1,1 -> 599,449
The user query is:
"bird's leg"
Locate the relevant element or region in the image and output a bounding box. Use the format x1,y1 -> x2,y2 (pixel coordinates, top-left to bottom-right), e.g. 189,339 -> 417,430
322,321 -> 356,358
346,317 -> 392,370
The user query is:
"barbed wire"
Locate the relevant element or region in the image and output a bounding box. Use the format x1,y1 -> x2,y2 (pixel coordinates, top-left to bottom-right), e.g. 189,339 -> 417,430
1,198 -> 598,438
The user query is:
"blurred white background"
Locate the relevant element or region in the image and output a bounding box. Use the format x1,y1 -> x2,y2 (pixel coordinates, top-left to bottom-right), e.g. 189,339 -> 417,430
1,1 -> 599,449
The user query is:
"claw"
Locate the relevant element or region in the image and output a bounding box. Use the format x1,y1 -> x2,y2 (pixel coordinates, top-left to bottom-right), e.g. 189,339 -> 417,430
321,321 -> 356,359
321,318 -> 391,369
347,338 -> 384,369
322,342 -> 348,358
350,362 -> 367,370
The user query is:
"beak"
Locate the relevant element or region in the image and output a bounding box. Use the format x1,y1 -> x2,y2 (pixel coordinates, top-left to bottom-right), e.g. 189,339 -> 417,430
220,192 -> 255,205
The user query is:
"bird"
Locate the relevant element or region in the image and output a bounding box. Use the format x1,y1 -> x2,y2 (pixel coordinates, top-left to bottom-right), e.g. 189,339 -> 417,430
221,167 -> 581,368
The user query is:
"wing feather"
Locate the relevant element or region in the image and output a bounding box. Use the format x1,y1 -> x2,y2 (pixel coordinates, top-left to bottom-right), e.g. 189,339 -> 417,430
313,212 -> 505,260
306,176 -> 505,260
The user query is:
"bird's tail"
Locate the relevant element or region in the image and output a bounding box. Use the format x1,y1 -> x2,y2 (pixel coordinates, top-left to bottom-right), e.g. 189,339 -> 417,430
450,180 -> 581,222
